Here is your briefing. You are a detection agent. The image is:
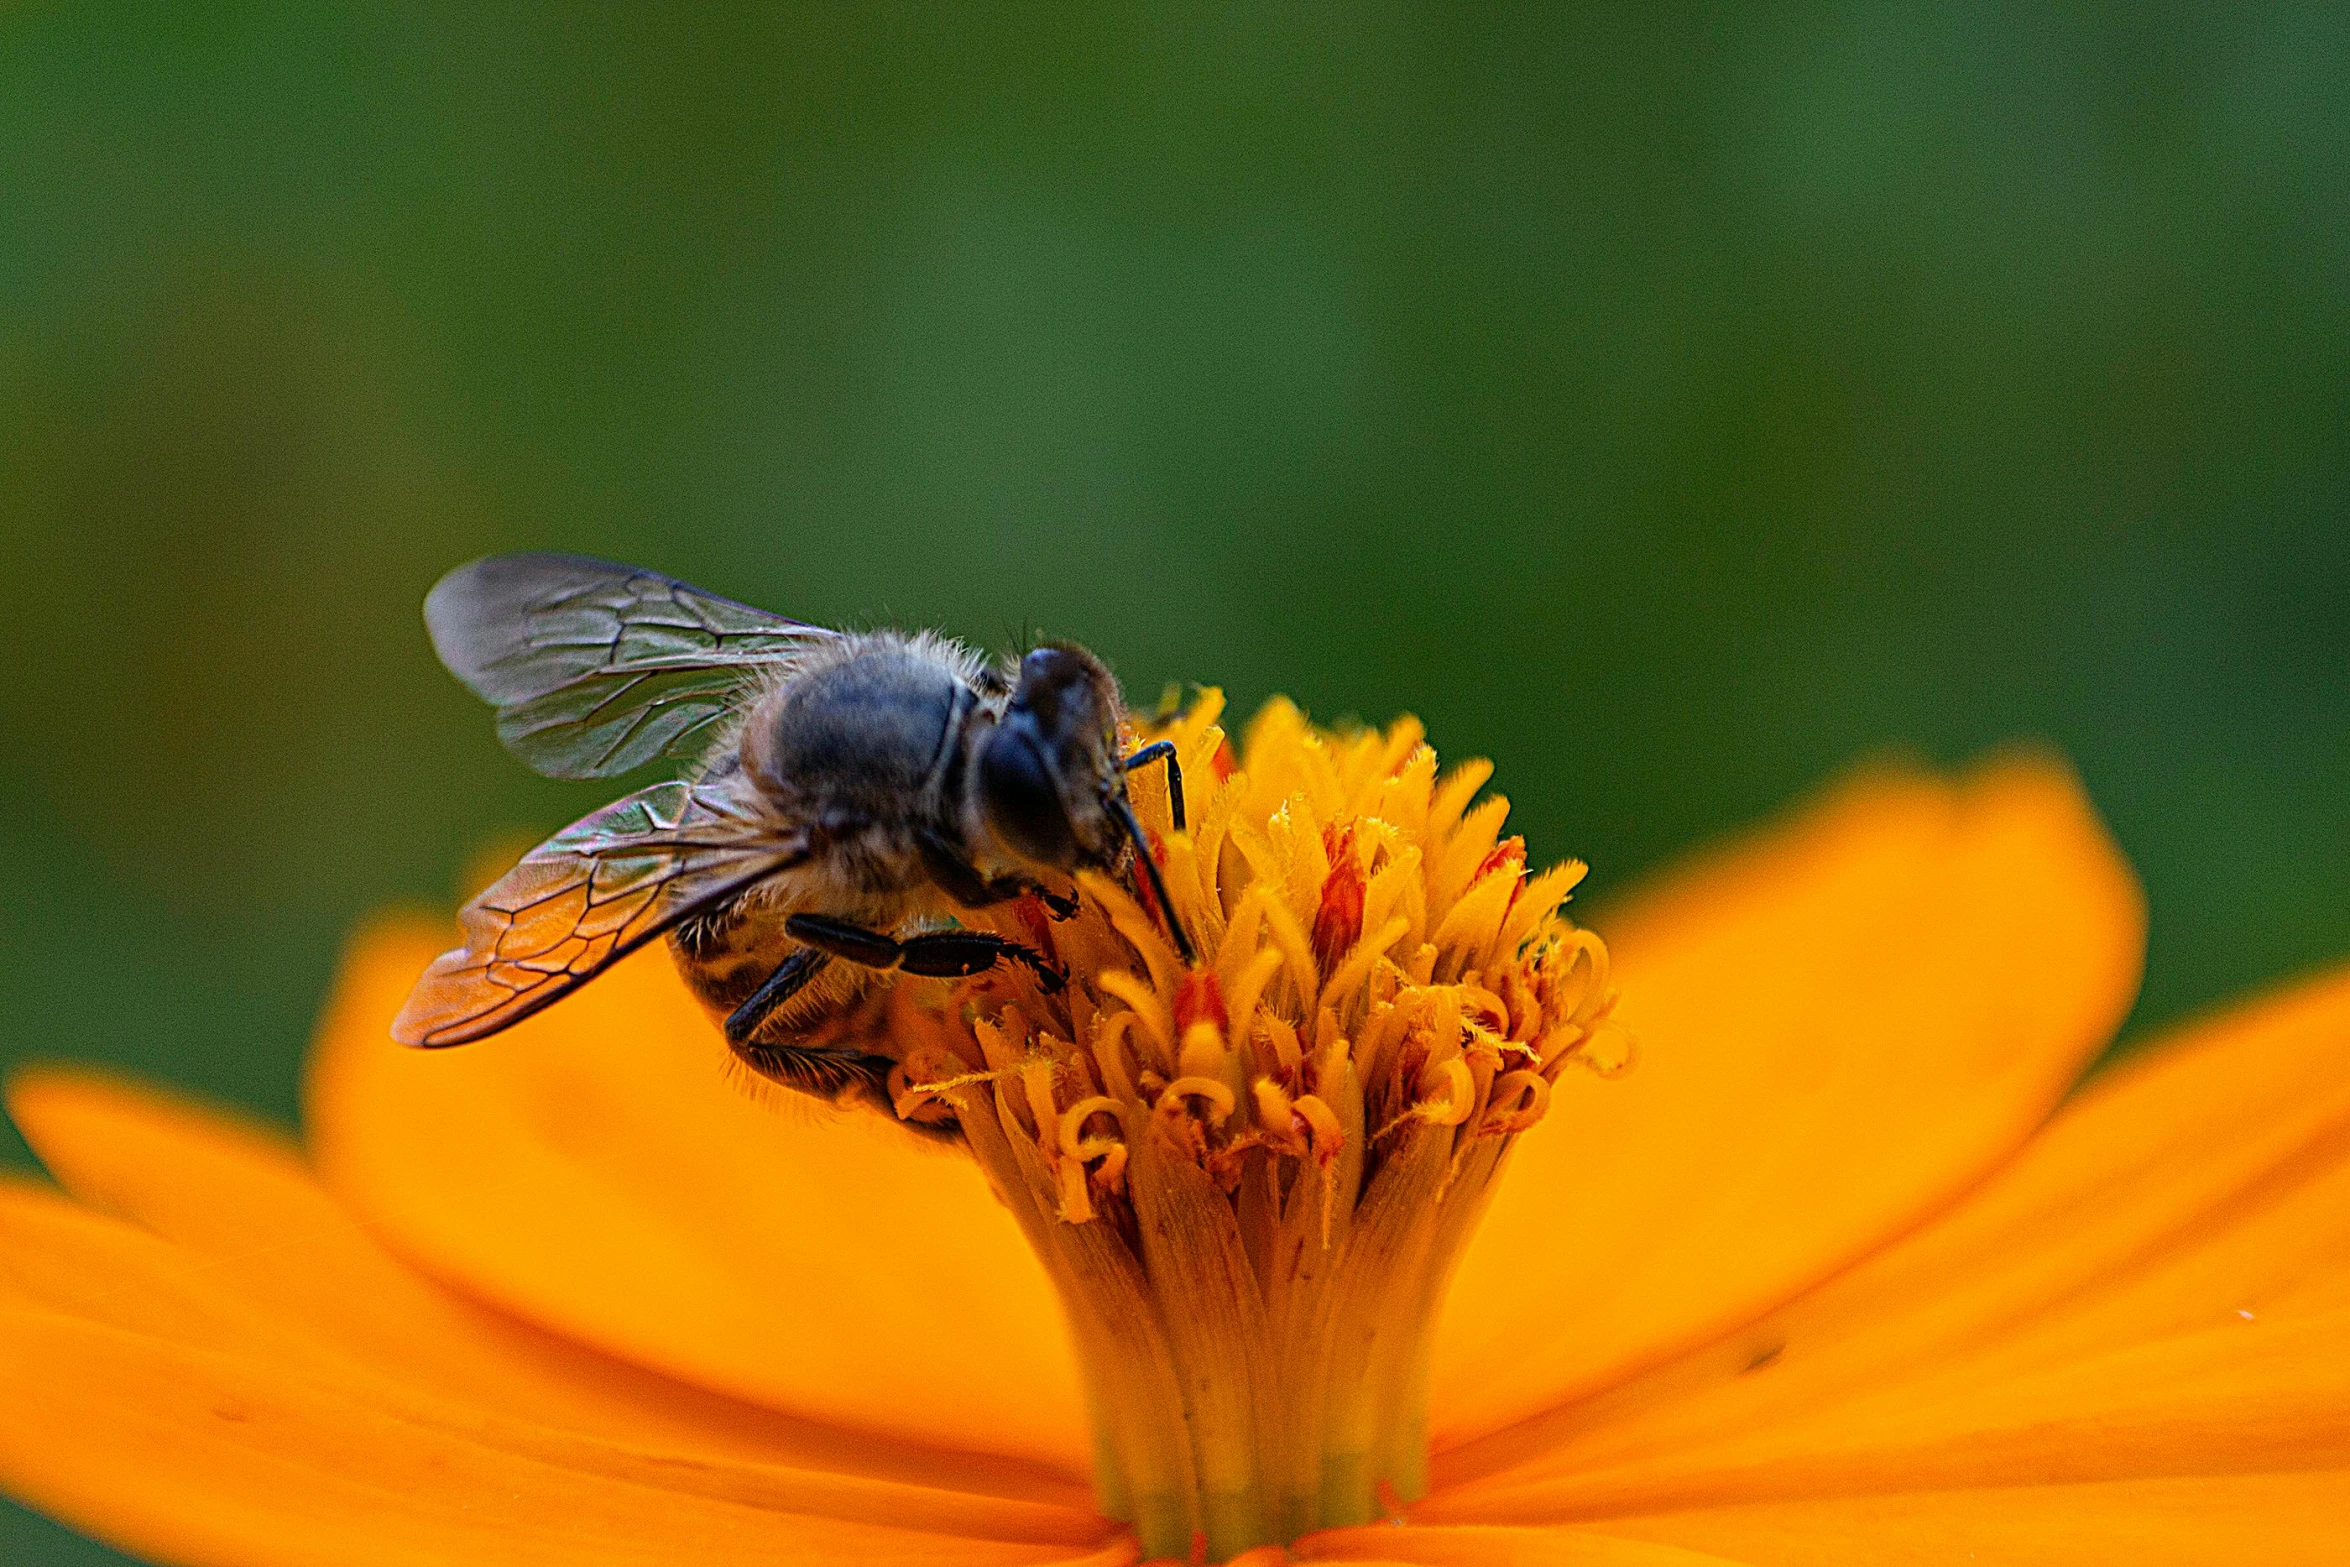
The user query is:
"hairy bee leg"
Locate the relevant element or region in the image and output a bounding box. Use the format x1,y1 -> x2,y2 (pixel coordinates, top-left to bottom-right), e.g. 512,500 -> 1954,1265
1121,738 -> 1186,831
724,947 -> 829,1045
784,912 -> 1067,994
728,1035 -> 903,1115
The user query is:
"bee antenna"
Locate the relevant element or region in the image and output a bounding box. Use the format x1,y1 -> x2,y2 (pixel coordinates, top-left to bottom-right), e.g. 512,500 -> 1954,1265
1106,794 -> 1195,965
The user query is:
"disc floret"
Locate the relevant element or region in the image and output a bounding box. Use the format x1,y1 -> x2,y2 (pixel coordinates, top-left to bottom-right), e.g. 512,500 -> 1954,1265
875,694 -> 1623,1560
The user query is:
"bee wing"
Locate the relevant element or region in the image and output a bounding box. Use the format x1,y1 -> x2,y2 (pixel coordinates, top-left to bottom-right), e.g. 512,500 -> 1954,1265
425,553 -> 837,780
393,780 -> 807,1047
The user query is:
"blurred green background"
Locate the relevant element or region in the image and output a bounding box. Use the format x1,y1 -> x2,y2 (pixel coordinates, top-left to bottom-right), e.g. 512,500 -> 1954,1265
1,4 -> 2345,1561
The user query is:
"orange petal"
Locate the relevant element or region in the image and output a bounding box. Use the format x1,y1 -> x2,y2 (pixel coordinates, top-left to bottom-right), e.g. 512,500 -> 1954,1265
0,1176 -> 1107,1545
1301,1523 -> 1750,1564
1434,758 -> 2144,1446
1580,1471 -> 2350,1566
0,1092 -> 1112,1545
1426,960 -> 2350,1518
0,1176 -> 275,1356
305,916 -> 1092,1472
0,1302 -> 1133,1567
5,1068 -> 1090,1507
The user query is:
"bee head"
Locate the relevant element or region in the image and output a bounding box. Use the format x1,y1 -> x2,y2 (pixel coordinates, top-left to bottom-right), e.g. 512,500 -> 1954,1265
979,643 -> 1126,871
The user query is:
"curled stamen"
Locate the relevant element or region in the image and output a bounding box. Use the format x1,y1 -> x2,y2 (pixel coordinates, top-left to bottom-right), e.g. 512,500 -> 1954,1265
1458,983 -> 1511,1033
1085,1140 -> 1129,1197
1158,1075 -> 1236,1125
1422,1056 -> 1477,1127
1564,1021 -> 1638,1078
1092,1012 -> 1145,1100
1372,1057 -> 1476,1142
1097,970 -> 1174,1069
1059,1095 -> 1126,1159
1548,927 -> 1612,1019
1480,1069 -> 1550,1135
1051,1096 -> 1133,1223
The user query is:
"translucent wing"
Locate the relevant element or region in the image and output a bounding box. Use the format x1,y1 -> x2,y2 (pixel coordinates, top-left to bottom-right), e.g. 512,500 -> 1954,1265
425,553 -> 836,779
393,781 -> 806,1047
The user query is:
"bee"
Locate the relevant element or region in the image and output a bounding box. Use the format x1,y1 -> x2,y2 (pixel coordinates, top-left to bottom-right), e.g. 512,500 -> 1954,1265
392,553 -> 1191,1133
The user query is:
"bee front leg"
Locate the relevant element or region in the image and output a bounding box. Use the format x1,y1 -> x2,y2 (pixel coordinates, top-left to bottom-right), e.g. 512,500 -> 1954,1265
917,826 -> 1078,919
1121,738 -> 1186,831
784,913 -> 1066,994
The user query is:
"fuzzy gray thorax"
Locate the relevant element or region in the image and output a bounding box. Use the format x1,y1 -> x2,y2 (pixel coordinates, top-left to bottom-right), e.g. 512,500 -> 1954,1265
735,631 -> 1007,896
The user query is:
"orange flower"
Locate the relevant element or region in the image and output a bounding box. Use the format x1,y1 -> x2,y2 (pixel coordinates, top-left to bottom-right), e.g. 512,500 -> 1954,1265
5,700 -> 2347,1565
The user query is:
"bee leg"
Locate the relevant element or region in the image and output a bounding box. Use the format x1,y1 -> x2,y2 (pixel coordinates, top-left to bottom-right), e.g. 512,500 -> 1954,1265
724,947 -> 829,1046
729,1035 -> 910,1124
918,826 -> 1079,919
916,827 -> 1024,908
780,914 -> 903,968
896,930 -> 1068,994
1121,738 -> 1186,831
784,913 -> 1066,994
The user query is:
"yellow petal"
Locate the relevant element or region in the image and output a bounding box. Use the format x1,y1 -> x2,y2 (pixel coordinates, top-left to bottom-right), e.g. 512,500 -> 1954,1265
1433,758 -> 2144,1446
0,1303 -> 1131,1567
5,1068 -> 1089,1506
1426,961 -> 2350,1517
305,917 -> 1092,1471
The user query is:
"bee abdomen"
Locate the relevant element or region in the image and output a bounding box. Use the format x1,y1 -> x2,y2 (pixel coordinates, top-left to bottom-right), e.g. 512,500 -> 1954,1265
667,890 -> 881,1045
668,896 -> 780,1015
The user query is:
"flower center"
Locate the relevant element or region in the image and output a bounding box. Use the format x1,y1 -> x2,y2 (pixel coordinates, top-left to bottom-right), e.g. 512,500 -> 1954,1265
867,694 -> 1622,1561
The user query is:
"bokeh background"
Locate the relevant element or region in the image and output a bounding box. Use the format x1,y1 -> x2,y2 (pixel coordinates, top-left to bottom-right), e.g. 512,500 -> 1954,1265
2,6 -> 2345,1561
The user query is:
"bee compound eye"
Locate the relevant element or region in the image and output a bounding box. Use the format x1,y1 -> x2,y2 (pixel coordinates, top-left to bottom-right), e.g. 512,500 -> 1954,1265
980,727 -> 1078,866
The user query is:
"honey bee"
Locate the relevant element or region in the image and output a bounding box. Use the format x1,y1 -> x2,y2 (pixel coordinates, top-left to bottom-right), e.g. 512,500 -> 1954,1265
393,553 -> 1191,1130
